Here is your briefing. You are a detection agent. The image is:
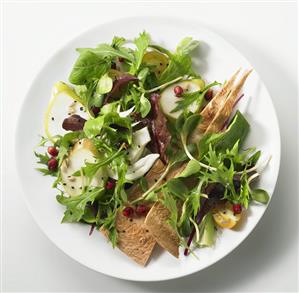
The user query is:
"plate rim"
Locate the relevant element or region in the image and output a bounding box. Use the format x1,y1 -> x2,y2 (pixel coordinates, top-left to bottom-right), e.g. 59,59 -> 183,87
15,15 -> 281,282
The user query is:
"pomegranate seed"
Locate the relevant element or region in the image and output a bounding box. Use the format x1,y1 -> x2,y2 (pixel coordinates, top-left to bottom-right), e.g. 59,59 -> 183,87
106,180 -> 115,190
174,86 -> 184,97
91,106 -> 100,117
47,146 -> 58,157
204,89 -> 214,101
122,207 -> 134,218
232,203 -> 242,214
48,157 -> 58,171
135,204 -> 148,216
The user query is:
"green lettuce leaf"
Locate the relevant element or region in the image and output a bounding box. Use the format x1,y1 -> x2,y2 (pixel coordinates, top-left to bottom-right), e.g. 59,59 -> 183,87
56,187 -> 105,223
130,31 -> 151,74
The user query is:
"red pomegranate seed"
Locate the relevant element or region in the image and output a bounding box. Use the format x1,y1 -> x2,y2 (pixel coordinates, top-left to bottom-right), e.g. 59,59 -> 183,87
106,180 -> 115,190
48,157 -> 58,171
91,106 -> 100,117
232,203 -> 242,214
135,204 -> 148,216
204,89 -> 213,101
47,146 -> 58,157
122,207 -> 134,218
174,86 -> 184,97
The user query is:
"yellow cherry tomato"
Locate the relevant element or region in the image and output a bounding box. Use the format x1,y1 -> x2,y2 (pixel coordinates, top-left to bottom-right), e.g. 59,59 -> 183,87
212,202 -> 241,229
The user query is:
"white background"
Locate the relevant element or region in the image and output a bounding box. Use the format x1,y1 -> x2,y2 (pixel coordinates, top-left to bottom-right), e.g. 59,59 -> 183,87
2,1 -> 298,292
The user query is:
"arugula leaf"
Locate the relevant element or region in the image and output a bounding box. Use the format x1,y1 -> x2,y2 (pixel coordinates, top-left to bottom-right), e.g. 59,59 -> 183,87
198,141 -> 268,208
69,51 -> 111,85
158,54 -> 193,85
34,151 -> 58,177
37,135 -> 48,147
78,43 -> 133,61
34,151 -> 50,165
36,167 -> 56,177
112,155 -> 129,203
111,36 -> 126,49
161,189 -> 178,231
130,31 -> 151,74
56,187 -> 105,223
56,131 -> 83,164
176,37 -> 200,55
247,150 -> 261,167
83,112 -> 132,139
98,208 -> 119,247
158,37 -> 200,85
73,144 -> 125,179
239,174 -> 250,208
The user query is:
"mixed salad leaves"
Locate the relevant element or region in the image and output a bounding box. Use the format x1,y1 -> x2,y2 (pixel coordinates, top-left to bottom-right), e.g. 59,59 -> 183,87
35,32 -> 270,265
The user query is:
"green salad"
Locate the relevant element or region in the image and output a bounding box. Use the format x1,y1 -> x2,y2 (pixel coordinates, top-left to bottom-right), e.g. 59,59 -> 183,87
35,32 -> 270,266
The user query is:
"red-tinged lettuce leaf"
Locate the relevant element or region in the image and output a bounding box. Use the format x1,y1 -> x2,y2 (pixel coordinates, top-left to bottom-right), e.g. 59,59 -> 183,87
150,93 -> 171,163
107,74 -> 138,100
62,114 -> 87,131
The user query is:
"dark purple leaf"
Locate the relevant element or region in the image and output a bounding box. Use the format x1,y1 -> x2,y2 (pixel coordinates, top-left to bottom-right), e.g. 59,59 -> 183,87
149,93 -> 171,163
184,198 -> 209,256
91,106 -> 101,117
89,223 -> 95,236
233,93 -> 245,108
106,74 -> 138,100
62,114 -> 86,131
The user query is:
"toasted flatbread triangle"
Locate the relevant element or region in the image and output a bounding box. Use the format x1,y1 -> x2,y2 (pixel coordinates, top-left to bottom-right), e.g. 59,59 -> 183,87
101,160 -> 186,264
100,160 -> 168,266
199,68 -> 241,133
144,202 -> 180,258
205,69 -> 252,134
101,211 -> 156,266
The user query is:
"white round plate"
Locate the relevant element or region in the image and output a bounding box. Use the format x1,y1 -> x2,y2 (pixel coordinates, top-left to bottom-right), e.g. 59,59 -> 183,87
16,17 -> 281,281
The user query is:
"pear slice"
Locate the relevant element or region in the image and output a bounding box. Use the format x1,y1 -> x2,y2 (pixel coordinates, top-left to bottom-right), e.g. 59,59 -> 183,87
44,82 -> 89,143
127,126 -> 151,163
60,139 -> 105,197
108,153 -> 160,181
160,79 -> 205,119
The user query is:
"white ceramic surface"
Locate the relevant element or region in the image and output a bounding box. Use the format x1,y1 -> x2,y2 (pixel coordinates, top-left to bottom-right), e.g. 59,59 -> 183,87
15,17 -> 281,281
